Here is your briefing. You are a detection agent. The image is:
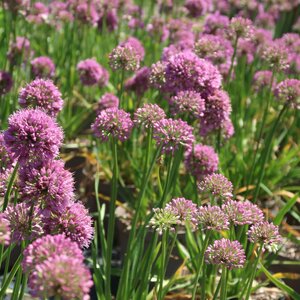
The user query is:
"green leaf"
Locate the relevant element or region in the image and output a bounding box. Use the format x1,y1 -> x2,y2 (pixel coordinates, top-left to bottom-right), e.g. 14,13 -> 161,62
260,263 -> 300,300
273,193 -> 299,226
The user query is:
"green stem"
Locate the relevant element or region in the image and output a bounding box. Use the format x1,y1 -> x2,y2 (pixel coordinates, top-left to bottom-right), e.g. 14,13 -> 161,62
104,138 -> 119,300
212,275 -> 222,300
158,230 -> 168,300
220,266 -> 228,300
227,36 -> 239,84
3,162 -> 19,212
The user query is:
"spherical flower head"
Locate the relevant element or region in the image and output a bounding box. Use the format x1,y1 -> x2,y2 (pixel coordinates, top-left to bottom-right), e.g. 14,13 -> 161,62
242,201 -> 264,224
0,71 -> 13,95
197,205 -> 229,231
28,254 -> 92,300
77,59 -> 109,87
27,2 -> 49,24
228,17 -> 254,40
44,202 -> 93,248
31,56 -> 55,78
149,61 -> 166,89
18,79 -> 63,117
253,70 -> 275,92
221,118 -> 234,140
148,208 -> 180,235
261,41 -> 289,71
0,133 -> 15,171
98,9 -> 118,32
199,89 -> 232,137
4,108 -> 63,163
18,160 -> 74,213
120,37 -> 145,61
125,67 -> 150,96
275,79 -> 300,110
7,37 -> 31,65
97,93 -> 119,113
0,214 -> 10,245
134,104 -> 166,129
248,222 -> 282,252
68,0 -> 99,25
22,234 -> 84,273
3,203 -> 43,243
165,198 -> 198,226
92,108 -> 133,142
203,12 -> 229,35
169,90 -> 205,118
184,144 -> 219,180
184,0 -> 212,17
164,51 -> 222,94
153,118 -> 195,155
205,238 -> 246,269
198,173 -> 233,202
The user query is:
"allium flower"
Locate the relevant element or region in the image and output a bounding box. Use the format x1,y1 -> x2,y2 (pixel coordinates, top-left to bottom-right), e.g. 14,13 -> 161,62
149,61 -> 166,89
248,222 -> 282,252
153,118 -> 195,154
0,71 -> 13,95
0,214 -> 10,245
222,200 -> 264,225
228,17 -> 254,40
44,202 -> 93,248
98,9 -> 118,32
222,118 -> 234,140
4,0 -> 29,11
120,37 -> 145,61
198,173 -> 233,202
68,0 -> 99,25
197,205 -> 229,231
31,56 -> 55,78
92,108 -> 133,142
27,2 -> 49,24
148,208 -> 180,234
253,70 -> 275,92
22,234 -> 84,273
164,51 -> 222,94
3,203 -> 43,243
18,79 -> 63,117
275,79 -> 300,109
97,93 -> 119,113
28,254 -> 93,300
169,90 -> 205,118
205,238 -> 246,269
184,144 -> 219,180
203,12 -> 229,35
184,0 -> 212,17
199,90 -> 232,137
125,67 -> 150,96
0,133 -> 15,171
77,59 -> 109,87
165,198 -> 198,226
18,160 -> 74,213
4,109 -> 63,163
109,44 -> 141,71
7,37 -> 31,65
0,169 -> 12,198
146,17 -> 169,42
133,104 -> 166,129
237,39 -> 256,64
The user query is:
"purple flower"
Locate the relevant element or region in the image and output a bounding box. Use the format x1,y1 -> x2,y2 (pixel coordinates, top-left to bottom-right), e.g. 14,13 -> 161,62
169,90 -> 205,118
197,205 -> 229,231
3,203 -> 43,243
31,56 -> 55,78
27,2 -> 49,24
153,118 -> 195,154
205,238 -> 246,269
275,79 -> 300,109
18,79 -> 63,117
18,160 -> 74,213
120,37 -> 145,61
0,71 -> 13,95
198,173 -> 233,202
68,0 -> 99,25
184,144 -> 219,180
7,37 -> 31,65
28,254 -> 93,300
4,0 -> 29,11
109,44 -> 141,71
4,109 -> 63,163
184,0 -> 212,17
228,17 -> 254,40
44,202 -> 93,248
133,104 -> 166,129
92,108 -> 133,142
97,93 -> 119,113
0,133 -> 15,171
221,118 -> 234,140
125,67 -> 150,96
22,234 -> 84,273
203,12 -> 229,35
98,9 -> 119,32
165,198 -> 198,226
0,169 -> 14,198
248,221 -> 282,252
149,61 -> 166,89
164,51 -> 222,94
0,214 -> 10,245
253,70 -> 275,92
146,17 -> 169,42
199,89 -> 232,137
77,58 -> 109,87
